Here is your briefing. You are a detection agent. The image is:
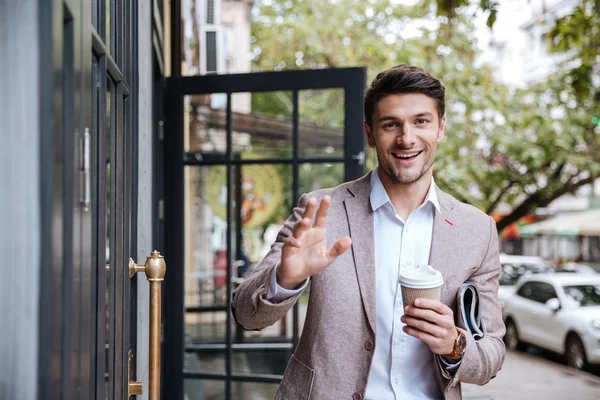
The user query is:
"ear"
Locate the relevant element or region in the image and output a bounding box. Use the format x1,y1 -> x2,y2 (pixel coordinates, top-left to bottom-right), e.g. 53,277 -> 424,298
437,114 -> 446,143
364,121 -> 376,148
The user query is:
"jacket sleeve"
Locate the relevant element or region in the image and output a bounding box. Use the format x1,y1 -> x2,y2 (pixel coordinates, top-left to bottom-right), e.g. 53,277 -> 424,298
231,194 -> 309,331
448,217 -> 506,388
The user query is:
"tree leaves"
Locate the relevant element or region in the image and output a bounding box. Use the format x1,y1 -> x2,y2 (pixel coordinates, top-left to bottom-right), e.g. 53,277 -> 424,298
251,0 -> 600,231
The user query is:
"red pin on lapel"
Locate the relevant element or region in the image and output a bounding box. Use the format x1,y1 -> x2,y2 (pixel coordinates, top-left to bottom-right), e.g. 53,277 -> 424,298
444,219 -> 454,226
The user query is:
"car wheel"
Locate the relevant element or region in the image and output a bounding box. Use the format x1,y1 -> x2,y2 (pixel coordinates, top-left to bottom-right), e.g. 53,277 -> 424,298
565,334 -> 587,371
505,319 -> 526,351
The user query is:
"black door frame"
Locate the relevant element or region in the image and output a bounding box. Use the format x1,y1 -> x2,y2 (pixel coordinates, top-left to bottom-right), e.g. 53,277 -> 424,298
163,67 -> 367,399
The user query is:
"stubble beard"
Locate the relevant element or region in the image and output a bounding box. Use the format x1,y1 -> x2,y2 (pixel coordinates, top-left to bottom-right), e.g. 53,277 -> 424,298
377,150 -> 436,185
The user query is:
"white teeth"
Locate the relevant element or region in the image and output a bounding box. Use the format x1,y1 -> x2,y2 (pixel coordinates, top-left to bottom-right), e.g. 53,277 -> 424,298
395,152 -> 419,159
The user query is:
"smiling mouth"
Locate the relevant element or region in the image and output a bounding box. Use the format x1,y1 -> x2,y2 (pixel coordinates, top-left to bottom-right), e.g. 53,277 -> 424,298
392,150 -> 423,160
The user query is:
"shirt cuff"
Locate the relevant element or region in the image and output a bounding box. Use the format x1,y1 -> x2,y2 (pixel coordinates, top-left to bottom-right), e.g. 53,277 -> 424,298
437,355 -> 462,379
265,263 -> 309,303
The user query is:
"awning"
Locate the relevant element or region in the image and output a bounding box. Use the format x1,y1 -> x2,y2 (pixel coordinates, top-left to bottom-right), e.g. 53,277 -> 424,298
519,208 -> 600,237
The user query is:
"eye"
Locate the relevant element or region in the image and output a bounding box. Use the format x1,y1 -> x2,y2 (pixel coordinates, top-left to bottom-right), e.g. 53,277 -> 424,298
382,121 -> 399,129
415,119 -> 428,125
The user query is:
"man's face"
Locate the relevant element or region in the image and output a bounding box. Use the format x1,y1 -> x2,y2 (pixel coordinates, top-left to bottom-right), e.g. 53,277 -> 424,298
364,93 -> 446,185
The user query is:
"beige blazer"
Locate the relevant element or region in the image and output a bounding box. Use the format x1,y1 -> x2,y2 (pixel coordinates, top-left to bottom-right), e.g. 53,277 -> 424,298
232,172 -> 506,400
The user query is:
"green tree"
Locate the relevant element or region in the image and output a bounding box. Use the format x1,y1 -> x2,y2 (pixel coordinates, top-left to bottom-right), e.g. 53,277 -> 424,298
250,0 -> 600,231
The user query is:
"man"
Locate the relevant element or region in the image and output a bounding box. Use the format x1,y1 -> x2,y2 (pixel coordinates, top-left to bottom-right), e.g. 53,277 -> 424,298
232,65 -> 505,400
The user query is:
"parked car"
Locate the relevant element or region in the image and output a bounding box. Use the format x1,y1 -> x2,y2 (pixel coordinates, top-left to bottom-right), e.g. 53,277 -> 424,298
498,254 -> 553,309
556,262 -> 598,275
502,274 -> 600,370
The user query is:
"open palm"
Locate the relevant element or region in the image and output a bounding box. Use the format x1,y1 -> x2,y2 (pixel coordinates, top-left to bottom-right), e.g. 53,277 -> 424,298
277,196 -> 352,290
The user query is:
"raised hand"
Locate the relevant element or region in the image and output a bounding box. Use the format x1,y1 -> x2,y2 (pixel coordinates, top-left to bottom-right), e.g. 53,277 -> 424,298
276,195 -> 352,290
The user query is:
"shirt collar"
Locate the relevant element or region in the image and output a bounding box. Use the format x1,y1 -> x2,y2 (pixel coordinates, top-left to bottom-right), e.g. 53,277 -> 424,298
369,165 -> 441,213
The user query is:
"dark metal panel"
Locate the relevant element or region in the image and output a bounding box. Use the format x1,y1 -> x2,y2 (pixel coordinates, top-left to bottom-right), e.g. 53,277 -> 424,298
36,0 -> 63,398
163,76 -> 186,400
344,67 -> 367,181
170,0 -> 181,76
185,305 -> 227,313
61,4 -> 76,398
92,29 -> 131,95
225,93 -> 233,399
79,0 -> 95,395
291,90 -> 300,350
92,54 -> 109,400
113,81 -> 128,400
176,68 -> 366,94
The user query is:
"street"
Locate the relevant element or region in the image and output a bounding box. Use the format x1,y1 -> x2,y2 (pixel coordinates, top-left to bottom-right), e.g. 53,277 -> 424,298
463,349 -> 600,399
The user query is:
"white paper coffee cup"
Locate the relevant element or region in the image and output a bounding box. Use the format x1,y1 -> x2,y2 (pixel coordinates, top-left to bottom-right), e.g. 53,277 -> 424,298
399,265 -> 444,307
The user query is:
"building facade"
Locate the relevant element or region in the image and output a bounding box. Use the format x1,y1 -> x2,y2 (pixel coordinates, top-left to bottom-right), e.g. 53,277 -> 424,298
0,1 -> 367,399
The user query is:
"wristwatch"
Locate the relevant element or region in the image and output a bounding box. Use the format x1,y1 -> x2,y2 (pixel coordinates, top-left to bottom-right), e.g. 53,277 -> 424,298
443,328 -> 467,360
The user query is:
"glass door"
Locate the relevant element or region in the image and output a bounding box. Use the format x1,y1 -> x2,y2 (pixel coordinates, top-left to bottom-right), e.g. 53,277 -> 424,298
163,68 -> 367,399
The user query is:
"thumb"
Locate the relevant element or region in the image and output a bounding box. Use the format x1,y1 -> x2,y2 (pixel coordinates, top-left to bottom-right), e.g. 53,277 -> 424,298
326,237 -> 352,263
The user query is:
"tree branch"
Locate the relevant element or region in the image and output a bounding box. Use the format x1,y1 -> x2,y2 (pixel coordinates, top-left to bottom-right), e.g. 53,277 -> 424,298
485,180 -> 516,215
496,174 -> 596,232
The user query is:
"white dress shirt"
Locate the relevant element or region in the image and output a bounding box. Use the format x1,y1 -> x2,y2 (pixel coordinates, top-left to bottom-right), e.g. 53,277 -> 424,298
266,166 -> 454,399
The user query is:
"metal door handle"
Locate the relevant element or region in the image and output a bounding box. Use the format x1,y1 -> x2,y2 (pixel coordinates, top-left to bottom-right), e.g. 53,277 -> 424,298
129,251 -> 167,400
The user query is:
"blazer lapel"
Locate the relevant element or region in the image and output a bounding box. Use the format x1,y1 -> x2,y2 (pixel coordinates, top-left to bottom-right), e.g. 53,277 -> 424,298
343,174 -> 377,335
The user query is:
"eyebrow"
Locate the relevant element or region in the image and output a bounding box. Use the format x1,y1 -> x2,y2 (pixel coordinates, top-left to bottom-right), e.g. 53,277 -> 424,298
377,112 -> 434,123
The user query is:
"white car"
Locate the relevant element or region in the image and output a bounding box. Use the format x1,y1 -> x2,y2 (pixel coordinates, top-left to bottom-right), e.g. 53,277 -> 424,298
503,274 -> 600,370
498,254 -> 552,309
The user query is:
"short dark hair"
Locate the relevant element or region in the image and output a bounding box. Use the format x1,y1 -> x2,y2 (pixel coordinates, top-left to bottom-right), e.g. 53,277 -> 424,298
364,65 -> 445,127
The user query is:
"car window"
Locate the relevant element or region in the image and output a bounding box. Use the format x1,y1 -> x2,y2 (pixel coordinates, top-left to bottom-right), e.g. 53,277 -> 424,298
563,285 -> 600,307
516,282 -> 557,303
516,282 -> 536,300
531,282 -> 558,304
500,262 -> 551,286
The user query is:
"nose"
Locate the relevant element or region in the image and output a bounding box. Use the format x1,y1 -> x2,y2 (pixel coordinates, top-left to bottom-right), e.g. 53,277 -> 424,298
397,123 -> 416,147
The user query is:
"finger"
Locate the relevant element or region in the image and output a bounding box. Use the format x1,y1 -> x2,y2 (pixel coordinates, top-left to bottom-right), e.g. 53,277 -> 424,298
326,236 -> 352,262
314,196 -> 331,228
402,326 -> 441,347
401,315 -> 447,338
292,217 -> 311,239
412,298 -> 453,317
284,236 -> 303,249
404,307 -> 453,328
301,196 -> 318,223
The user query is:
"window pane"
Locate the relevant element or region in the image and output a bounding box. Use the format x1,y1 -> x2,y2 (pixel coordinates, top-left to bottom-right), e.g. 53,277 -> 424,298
299,89 -> 345,158
184,379 -> 224,400
299,163 -> 345,195
184,165 -> 231,309
184,94 -> 228,153
233,92 -> 293,159
232,381 -> 280,399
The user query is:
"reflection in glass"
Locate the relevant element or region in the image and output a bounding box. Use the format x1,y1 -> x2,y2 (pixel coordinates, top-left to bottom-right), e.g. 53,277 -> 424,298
232,382 -> 279,399
233,92 -> 293,158
564,285 -> 600,307
184,94 -> 227,153
184,92 -> 295,159
184,379 -> 224,400
299,163 -> 345,195
299,89 -> 345,158
184,165 -> 229,310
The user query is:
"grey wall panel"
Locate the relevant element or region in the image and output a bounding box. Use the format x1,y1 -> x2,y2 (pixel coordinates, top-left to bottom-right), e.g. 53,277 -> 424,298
0,1 -> 42,400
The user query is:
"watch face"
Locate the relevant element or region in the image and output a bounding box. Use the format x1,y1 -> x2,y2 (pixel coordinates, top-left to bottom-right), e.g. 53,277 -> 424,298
457,332 -> 467,353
